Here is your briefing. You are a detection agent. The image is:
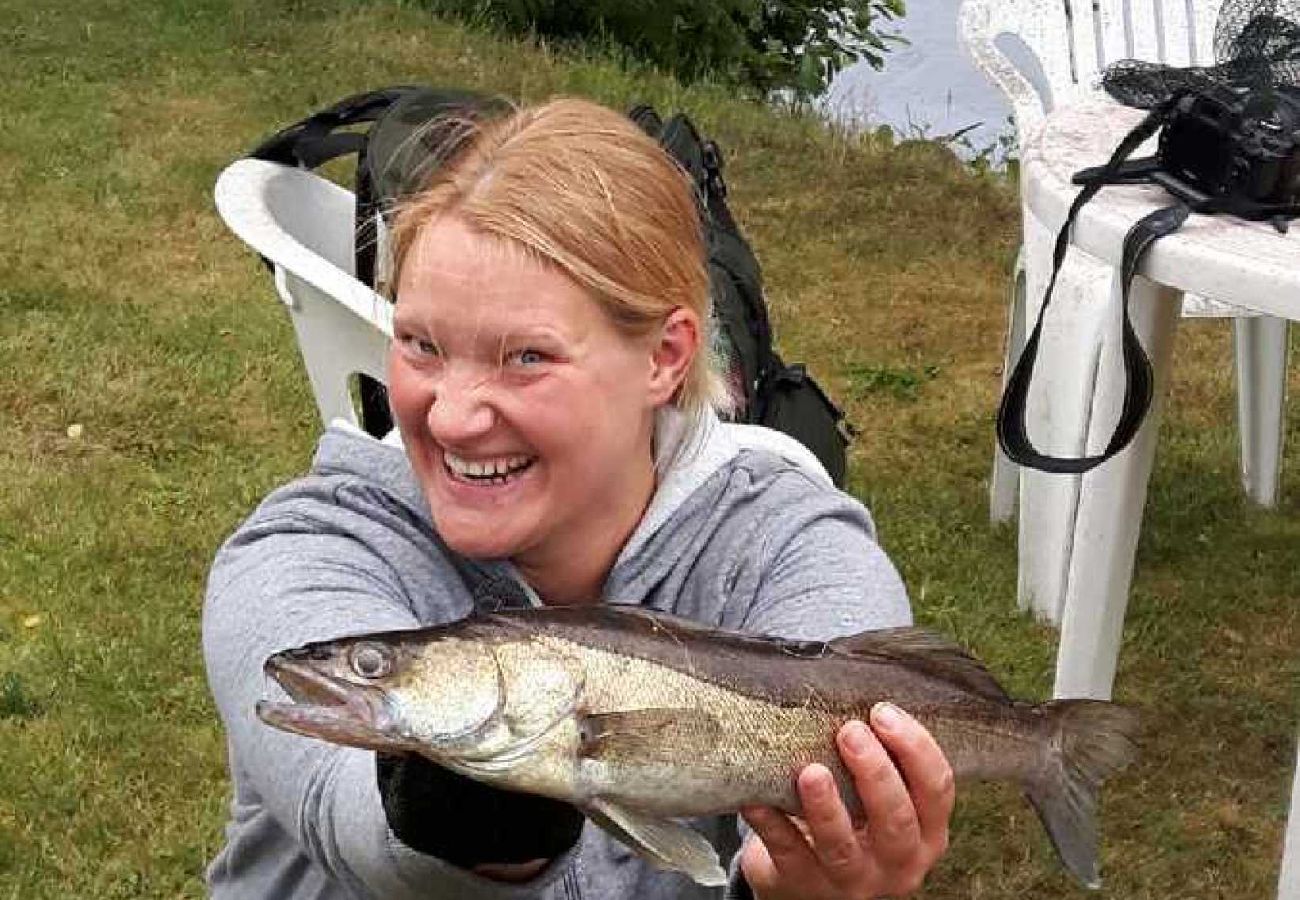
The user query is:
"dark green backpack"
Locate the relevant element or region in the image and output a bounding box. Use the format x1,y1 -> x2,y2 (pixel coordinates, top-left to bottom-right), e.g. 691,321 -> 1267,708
248,86 -> 853,485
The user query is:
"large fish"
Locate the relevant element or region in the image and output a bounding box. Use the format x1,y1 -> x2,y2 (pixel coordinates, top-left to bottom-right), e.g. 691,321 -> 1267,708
256,606 -> 1138,888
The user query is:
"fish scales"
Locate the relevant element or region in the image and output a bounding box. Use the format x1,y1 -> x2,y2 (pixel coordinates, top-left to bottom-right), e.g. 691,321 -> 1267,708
514,616 -> 1046,809
256,604 -> 1139,889
534,635 -> 854,818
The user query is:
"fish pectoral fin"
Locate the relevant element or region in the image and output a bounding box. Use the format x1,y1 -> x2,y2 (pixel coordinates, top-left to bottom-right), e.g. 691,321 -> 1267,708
577,708 -> 722,761
585,798 -> 726,887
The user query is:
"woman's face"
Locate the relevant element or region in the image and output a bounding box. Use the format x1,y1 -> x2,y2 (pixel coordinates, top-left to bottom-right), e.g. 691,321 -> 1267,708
388,216 -> 689,576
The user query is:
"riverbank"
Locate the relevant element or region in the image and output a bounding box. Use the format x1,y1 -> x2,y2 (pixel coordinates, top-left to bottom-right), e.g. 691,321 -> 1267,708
822,0 -> 1015,161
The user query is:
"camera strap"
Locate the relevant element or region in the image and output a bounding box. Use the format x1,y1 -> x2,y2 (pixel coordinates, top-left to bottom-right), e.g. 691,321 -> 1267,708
998,101 -> 1191,473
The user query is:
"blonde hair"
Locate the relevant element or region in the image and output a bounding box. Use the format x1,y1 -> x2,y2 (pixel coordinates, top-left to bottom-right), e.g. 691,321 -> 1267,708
386,97 -> 731,432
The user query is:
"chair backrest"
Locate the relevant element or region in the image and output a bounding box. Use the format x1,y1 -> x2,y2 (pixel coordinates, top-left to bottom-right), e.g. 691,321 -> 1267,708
214,158 -> 392,430
959,0 -> 1222,138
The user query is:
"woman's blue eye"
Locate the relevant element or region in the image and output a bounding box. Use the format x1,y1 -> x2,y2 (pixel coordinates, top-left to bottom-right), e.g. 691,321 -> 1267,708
511,348 -> 544,366
401,334 -> 439,357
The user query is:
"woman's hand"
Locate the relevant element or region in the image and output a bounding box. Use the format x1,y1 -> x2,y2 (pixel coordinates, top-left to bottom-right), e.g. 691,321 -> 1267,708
739,703 -> 954,899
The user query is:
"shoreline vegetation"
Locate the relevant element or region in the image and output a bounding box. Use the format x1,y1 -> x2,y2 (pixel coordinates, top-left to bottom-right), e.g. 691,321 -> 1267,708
0,1 -> 1295,897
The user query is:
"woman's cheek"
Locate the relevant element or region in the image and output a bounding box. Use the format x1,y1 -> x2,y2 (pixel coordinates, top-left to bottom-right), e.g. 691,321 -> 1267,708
385,358 -> 427,429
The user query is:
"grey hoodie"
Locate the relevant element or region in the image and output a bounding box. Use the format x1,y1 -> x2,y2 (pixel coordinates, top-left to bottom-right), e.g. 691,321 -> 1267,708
202,416 -> 910,900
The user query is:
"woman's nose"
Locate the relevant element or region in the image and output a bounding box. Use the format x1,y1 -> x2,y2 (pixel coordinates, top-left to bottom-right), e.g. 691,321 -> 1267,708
424,368 -> 497,441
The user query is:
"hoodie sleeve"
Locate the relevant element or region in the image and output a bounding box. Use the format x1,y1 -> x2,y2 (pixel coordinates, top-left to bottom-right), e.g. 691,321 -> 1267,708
202,481 -> 578,900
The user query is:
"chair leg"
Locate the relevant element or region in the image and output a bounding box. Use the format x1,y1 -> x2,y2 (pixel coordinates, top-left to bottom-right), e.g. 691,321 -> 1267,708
1234,315 -> 1290,508
1054,276 -> 1183,700
1279,731 -> 1300,900
1014,216 -> 1112,623
990,248 -> 1027,525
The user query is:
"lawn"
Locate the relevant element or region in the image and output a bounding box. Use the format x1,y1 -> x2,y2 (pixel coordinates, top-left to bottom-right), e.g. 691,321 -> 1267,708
0,0 -> 1296,897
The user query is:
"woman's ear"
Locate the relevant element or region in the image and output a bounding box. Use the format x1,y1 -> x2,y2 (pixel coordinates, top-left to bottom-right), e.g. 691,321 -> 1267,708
647,307 -> 700,406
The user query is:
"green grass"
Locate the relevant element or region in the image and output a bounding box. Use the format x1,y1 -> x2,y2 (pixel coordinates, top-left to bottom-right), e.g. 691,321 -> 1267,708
1,1 -> 1296,897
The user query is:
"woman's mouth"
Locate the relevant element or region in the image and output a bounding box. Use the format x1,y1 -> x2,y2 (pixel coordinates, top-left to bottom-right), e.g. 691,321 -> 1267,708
443,451 -> 537,485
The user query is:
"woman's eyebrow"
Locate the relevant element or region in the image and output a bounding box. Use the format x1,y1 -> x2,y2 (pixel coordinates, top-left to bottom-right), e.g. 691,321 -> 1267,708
499,325 -> 568,343
390,305 -> 577,348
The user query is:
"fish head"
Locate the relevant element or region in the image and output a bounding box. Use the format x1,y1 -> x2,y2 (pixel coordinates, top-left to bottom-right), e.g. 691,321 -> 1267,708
256,629 -> 507,755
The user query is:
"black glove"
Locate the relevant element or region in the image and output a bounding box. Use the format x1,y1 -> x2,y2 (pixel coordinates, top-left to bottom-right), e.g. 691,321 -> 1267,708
376,752 -> 586,869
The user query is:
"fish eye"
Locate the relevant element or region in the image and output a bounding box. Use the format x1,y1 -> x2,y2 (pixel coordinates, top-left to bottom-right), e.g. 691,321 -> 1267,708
349,642 -> 393,680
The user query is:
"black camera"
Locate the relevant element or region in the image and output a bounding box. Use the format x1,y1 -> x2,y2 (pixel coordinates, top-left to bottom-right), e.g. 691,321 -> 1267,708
1156,83 -> 1300,204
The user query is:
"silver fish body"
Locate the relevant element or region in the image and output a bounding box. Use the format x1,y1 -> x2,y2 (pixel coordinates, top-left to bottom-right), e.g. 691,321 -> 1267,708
257,606 -> 1138,888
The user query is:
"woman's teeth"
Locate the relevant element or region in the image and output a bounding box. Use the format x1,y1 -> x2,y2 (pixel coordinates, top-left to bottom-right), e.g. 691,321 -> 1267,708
444,452 -> 535,483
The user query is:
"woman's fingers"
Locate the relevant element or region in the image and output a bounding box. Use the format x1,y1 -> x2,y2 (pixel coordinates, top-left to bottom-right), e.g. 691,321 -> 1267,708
795,763 -> 870,889
868,702 -> 955,856
741,709 -> 955,899
740,804 -> 821,894
839,713 -> 922,871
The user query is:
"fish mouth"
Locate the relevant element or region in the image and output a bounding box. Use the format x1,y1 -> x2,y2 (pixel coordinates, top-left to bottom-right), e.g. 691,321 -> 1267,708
255,654 -> 411,752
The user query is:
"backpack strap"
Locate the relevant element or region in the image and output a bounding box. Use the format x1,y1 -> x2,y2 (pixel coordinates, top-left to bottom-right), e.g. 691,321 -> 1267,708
627,104 -> 664,138
658,113 -> 776,415
248,86 -> 427,169
1082,161 -> 1300,228
1190,192 -> 1300,229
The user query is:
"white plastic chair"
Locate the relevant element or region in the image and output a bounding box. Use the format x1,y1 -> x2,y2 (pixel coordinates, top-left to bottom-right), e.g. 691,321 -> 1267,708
213,159 -> 833,487
958,13 -> 1298,895
214,158 -> 392,431
1284,746 -> 1300,899
960,0 -> 1291,624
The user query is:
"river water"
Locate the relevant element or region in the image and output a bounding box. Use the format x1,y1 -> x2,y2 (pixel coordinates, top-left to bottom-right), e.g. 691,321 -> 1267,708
820,1 -> 1014,158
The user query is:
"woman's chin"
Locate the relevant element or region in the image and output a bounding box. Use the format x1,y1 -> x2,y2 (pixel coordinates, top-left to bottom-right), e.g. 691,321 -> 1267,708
421,461 -> 544,553
429,500 -> 540,561
437,525 -> 531,561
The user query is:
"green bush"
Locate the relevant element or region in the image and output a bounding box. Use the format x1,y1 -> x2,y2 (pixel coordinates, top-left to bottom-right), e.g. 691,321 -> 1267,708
418,0 -> 906,97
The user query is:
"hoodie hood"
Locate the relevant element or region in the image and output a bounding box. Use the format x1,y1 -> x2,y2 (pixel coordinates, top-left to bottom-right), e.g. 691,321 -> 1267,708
318,409 -> 743,606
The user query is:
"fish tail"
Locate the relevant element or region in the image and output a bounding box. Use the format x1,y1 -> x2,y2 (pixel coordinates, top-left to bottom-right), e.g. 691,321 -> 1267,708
1024,700 -> 1140,889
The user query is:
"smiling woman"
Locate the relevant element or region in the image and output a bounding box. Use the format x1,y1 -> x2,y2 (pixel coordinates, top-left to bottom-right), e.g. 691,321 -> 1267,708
202,96 -> 955,900
383,101 -> 723,604
389,215 -> 695,601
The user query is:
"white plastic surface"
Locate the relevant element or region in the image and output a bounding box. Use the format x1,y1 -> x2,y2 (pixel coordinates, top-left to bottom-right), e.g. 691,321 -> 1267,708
1282,736 -> 1300,899
1023,96 -> 1300,898
960,0 -> 1288,629
215,159 -> 392,431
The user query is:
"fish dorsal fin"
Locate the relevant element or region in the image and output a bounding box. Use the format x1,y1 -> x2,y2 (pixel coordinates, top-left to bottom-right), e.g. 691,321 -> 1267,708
585,798 -> 726,887
829,627 -> 1009,702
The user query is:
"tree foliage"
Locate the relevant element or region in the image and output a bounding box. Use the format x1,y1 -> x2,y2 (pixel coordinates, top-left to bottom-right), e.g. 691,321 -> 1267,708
421,0 -> 906,97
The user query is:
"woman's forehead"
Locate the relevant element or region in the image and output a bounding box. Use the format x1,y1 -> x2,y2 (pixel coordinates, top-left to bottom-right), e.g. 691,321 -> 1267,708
401,216 -> 544,288
395,217 -> 600,337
